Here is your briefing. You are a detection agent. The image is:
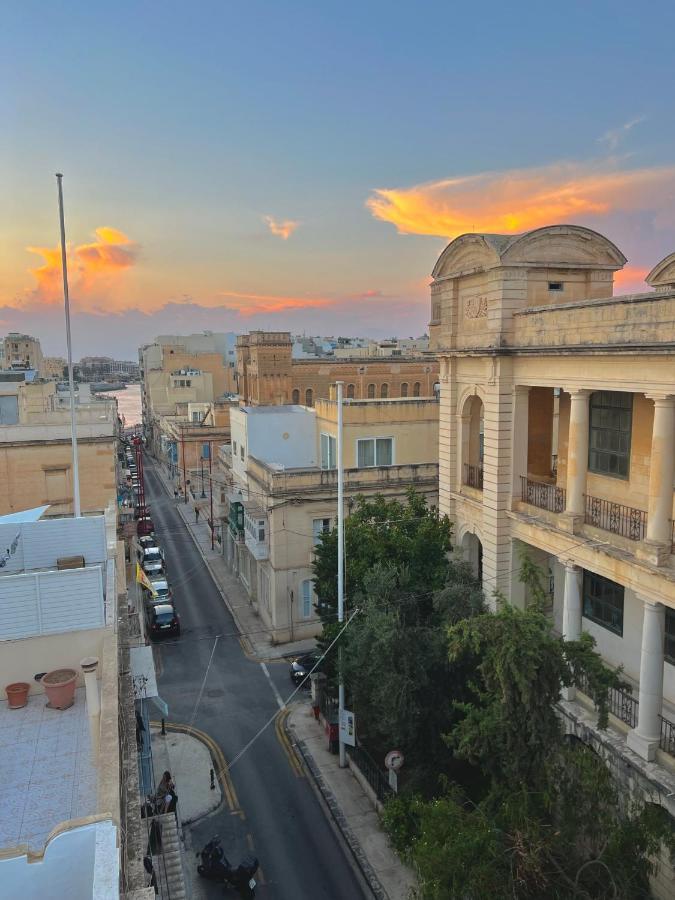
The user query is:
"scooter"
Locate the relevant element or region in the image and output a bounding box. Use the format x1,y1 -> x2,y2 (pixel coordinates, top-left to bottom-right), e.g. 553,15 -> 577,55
196,835 -> 258,898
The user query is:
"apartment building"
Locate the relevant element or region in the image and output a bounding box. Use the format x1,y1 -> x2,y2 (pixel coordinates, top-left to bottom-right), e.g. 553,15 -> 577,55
140,332 -> 237,454
0,510 -> 122,896
2,332 -> 44,376
158,399 -> 234,495
43,356 -> 67,380
431,224 -> 675,885
216,395 -> 439,642
0,380 -> 119,516
235,330 -> 438,406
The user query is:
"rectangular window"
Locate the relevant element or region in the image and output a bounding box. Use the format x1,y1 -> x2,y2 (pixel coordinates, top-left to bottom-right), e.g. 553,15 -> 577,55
312,517 -> 331,546
240,445 -> 245,461
202,442 -> 210,459
300,579 -> 313,618
320,432 -> 336,469
588,391 -> 632,479
582,570 -> 624,636
357,437 -> 393,467
666,609 -> 675,666
192,411 -> 200,422
548,281 -> 564,292
233,441 -> 237,455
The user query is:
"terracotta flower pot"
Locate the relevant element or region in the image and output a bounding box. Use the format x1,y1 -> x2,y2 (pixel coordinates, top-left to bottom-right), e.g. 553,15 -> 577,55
5,682 -> 30,709
42,668 -> 78,710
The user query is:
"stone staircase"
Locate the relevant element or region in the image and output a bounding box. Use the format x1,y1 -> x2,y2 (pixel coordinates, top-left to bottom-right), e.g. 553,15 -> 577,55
151,813 -> 188,900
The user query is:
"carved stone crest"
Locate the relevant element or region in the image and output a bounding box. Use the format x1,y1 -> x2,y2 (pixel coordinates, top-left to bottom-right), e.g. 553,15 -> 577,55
464,295 -> 488,319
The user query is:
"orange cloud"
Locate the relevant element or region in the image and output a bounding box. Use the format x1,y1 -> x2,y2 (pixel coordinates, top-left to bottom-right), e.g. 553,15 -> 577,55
366,162 -> 675,238
26,226 -> 139,304
264,215 -> 300,240
218,289 -> 330,316
614,265 -> 650,294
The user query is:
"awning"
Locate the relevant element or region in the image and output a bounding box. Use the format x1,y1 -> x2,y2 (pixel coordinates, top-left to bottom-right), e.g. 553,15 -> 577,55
130,645 -> 169,717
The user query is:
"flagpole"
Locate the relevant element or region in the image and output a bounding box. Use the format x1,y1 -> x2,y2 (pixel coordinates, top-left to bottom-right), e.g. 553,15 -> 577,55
56,173 -> 81,517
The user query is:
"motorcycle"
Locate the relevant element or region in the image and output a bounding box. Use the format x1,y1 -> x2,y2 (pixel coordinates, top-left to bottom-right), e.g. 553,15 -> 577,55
196,835 -> 258,898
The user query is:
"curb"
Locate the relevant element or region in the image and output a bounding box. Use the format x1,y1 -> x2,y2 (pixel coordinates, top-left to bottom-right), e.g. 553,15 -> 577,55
287,721 -> 389,900
150,720 -> 226,825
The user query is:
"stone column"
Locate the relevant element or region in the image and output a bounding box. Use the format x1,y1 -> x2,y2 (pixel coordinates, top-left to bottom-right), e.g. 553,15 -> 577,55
80,656 -> 101,762
639,395 -> 675,565
561,562 -> 582,700
511,386 -> 531,504
627,600 -> 665,761
563,389 -> 590,529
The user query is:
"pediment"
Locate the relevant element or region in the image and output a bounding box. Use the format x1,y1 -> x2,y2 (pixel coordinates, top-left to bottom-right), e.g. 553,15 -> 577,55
501,225 -> 626,269
646,252 -> 675,288
432,235 -> 502,279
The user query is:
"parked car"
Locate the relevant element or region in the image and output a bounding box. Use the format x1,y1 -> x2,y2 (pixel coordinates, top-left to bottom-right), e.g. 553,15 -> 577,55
144,577 -> 172,604
145,602 -> 180,639
138,535 -> 156,554
141,546 -> 165,577
289,652 -> 322,686
137,516 -> 155,537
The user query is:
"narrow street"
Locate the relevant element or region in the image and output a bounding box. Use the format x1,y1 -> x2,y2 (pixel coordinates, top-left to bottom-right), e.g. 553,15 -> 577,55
143,460 -> 369,899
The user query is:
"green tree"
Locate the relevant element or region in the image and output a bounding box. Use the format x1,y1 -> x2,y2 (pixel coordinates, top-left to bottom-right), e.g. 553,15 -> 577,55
344,560 -> 484,770
312,490 -> 453,624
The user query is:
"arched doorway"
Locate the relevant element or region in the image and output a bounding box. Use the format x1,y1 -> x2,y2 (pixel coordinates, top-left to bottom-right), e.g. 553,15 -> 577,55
461,531 -> 483,584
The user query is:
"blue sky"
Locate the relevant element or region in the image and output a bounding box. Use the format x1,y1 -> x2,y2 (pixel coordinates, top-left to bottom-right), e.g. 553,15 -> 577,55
2,0 -> 674,356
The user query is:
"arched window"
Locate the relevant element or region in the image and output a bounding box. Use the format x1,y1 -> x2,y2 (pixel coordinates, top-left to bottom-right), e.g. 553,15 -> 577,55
305,388 -> 313,407
400,382 -> 408,397
380,383 -> 389,399
367,383 -> 375,399
413,382 -> 421,397
292,389 -> 300,404
347,383 -> 355,399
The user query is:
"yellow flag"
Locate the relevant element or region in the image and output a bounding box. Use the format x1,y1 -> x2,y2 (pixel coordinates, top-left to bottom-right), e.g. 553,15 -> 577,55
136,562 -> 157,597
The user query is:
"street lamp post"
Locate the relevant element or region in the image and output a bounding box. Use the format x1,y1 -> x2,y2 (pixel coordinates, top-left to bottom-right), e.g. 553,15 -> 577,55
336,380 -> 346,768
200,455 -> 206,498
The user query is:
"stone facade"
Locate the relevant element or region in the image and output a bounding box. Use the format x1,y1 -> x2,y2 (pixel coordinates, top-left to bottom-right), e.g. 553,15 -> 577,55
236,331 -> 438,406
215,397 -> 439,643
432,224 -> 675,892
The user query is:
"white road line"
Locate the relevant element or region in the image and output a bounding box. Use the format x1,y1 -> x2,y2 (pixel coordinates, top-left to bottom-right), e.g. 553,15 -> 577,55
260,662 -> 285,711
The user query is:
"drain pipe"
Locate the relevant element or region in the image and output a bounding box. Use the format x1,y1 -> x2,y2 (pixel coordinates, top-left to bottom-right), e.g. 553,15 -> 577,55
80,656 -> 101,760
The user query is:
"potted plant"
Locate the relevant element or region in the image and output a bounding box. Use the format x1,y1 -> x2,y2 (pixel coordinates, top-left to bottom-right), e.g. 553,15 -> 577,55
42,668 -> 78,709
5,682 -> 30,709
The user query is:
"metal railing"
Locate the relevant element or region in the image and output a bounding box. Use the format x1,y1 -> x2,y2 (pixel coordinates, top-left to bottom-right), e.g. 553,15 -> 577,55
584,494 -> 647,541
574,673 -> 675,756
320,693 -> 339,723
346,744 -> 394,803
521,476 -> 566,513
660,716 -> 675,756
463,462 -> 483,490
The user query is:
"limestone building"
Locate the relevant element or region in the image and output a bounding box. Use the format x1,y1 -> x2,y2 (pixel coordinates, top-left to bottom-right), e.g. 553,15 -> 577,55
236,331 -> 438,407
214,396 -> 439,643
140,332 -> 237,454
0,380 -> 119,516
432,224 -> 675,891
2,332 -> 44,376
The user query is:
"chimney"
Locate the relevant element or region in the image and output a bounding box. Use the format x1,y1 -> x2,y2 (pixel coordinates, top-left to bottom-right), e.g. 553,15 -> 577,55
80,656 -> 101,761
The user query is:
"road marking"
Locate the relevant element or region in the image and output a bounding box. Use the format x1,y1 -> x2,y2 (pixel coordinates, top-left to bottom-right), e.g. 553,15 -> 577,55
151,719 -> 245,817
260,662 -> 285,711
274,708 -> 304,778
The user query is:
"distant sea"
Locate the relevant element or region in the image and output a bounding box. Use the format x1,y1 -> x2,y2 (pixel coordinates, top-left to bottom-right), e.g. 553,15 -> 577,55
101,383 -> 142,427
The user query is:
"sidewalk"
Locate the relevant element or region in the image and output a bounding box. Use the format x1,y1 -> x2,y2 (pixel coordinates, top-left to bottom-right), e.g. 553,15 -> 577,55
288,700 -> 418,900
148,456 -> 316,661
150,723 -> 222,824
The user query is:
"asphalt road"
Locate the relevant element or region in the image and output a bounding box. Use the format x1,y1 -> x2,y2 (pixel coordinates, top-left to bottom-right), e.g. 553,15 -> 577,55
143,461 -> 368,900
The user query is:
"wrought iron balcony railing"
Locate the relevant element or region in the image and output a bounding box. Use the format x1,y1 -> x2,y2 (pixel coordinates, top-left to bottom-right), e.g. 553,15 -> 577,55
584,494 -> 647,542
463,462 -> 483,490
520,476 -> 566,513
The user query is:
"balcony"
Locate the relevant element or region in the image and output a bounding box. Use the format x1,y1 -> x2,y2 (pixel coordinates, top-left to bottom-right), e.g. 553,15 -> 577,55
584,494 -> 647,542
463,462 -> 483,490
243,502 -> 268,561
520,476 -> 566,513
574,671 -> 675,758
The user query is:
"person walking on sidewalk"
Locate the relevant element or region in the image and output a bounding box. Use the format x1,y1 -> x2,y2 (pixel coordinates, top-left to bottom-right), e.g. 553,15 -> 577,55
173,487 -> 179,499
195,507 -> 200,523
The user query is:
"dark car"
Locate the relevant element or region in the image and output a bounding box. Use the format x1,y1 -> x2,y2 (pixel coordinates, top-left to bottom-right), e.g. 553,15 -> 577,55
146,602 -> 180,639
137,516 -> 155,537
289,652 -> 322,686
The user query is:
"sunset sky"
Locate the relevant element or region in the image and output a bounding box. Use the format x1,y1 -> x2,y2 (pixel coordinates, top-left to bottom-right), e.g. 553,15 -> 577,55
2,1 -> 675,358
